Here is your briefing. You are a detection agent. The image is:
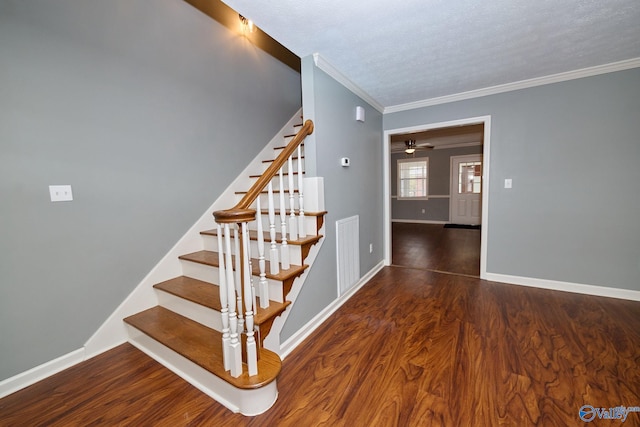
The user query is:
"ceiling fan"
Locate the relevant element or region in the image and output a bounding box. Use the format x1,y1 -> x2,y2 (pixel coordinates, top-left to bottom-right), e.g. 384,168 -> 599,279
397,139 -> 434,154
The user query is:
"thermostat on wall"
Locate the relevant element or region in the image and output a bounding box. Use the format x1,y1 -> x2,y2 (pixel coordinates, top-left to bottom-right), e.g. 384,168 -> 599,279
341,157 -> 350,167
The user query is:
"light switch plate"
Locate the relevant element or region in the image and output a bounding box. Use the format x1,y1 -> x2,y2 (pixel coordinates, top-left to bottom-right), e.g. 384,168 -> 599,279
504,179 -> 512,189
49,185 -> 73,202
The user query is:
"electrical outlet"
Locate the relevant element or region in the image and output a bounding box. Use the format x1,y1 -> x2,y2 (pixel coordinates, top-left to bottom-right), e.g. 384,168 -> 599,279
421,209 -> 426,214
49,185 -> 73,202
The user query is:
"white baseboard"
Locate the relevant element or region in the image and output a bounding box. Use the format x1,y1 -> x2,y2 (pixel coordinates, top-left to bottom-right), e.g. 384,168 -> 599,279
279,260 -> 385,359
0,348 -> 85,399
485,272 -> 640,302
392,219 -> 449,224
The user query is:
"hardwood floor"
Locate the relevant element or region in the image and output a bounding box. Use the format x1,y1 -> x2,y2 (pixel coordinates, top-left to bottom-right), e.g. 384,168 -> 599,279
2,267 -> 639,426
392,222 -> 480,276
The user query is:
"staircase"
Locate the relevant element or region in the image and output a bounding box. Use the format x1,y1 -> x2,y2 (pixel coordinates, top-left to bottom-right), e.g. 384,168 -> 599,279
122,119 -> 324,415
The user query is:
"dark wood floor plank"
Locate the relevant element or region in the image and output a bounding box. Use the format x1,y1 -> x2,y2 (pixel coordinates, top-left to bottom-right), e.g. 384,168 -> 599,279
0,343 -> 216,426
392,222 -> 481,276
2,267 -> 639,426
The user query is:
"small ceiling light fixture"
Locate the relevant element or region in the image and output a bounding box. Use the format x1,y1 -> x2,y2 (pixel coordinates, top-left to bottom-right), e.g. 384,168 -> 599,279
239,14 -> 255,33
404,139 -> 416,154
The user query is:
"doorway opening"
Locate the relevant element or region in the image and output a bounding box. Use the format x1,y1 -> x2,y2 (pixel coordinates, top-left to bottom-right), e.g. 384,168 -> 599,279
383,116 -> 491,278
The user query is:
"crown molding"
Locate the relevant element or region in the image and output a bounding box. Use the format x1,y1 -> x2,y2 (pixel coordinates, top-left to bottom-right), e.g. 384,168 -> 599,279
312,53 -> 385,113
384,57 -> 640,114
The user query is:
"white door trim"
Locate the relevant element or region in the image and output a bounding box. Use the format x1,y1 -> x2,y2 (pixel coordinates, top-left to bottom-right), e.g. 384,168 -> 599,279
383,116 -> 491,279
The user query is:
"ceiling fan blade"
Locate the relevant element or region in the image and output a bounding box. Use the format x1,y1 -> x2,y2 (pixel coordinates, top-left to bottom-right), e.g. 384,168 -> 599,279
415,142 -> 434,148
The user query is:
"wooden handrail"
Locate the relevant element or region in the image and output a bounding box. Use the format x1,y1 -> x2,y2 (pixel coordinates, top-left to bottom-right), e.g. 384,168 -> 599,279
214,119 -> 314,223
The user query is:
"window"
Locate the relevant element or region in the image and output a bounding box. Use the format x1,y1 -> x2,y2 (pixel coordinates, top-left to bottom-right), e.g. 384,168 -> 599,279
457,161 -> 482,194
397,158 -> 428,199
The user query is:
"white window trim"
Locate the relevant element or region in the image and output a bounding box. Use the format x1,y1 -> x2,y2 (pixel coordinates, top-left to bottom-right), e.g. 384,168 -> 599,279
396,157 -> 429,200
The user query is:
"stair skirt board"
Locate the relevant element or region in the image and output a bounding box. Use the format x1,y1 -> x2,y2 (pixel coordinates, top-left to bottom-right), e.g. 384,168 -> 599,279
84,110 -> 303,359
127,326 -> 278,416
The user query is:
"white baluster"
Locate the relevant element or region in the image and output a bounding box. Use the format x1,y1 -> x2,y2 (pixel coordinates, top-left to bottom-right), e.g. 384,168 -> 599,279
242,223 -> 258,376
288,155 -> 298,241
216,224 -> 231,371
297,144 -> 306,238
245,219 -> 256,323
224,224 -> 242,377
256,197 -> 269,308
279,167 -> 290,270
252,286 -> 257,319
267,181 -> 279,275
233,226 -> 244,333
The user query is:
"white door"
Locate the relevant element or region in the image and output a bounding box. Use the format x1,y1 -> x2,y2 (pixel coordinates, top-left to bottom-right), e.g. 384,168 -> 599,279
450,155 -> 482,225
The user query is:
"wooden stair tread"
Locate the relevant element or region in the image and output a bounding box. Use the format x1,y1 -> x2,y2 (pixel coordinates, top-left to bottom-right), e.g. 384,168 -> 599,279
124,307 -> 281,389
155,276 -> 218,310
178,250 -> 308,281
200,229 -> 322,246
153,276 -> 290,324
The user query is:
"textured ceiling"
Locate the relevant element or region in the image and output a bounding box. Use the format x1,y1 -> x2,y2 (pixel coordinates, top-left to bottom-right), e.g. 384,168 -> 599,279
221,0 -> 640,109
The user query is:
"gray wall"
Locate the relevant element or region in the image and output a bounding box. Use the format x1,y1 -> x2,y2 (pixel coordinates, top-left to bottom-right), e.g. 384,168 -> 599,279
0,0 -> 301,381
384,68 -> 640,291
391,145 -> 482,222
280,56 -> 384,340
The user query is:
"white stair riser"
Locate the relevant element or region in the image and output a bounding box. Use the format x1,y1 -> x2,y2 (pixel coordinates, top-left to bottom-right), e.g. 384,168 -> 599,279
180,261 -> 284,303
127,326 -> 278,416
201,235 -> 303,266
256,214 -> 319,237
157,290 -> 222,331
